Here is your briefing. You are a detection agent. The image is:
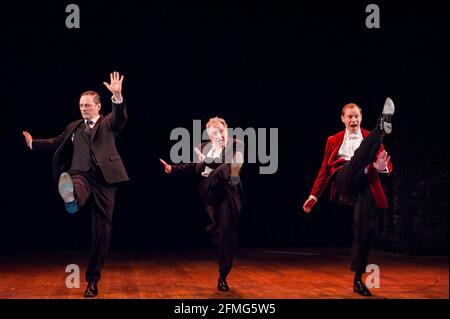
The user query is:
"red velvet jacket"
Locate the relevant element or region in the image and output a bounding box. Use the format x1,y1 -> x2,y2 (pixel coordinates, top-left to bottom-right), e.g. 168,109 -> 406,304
310,128 -> 392,209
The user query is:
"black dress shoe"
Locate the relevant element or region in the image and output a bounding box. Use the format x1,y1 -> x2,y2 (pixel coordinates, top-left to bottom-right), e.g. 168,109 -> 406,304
217,277 -> 229,292
84,282 -> 98,298
353,280 -> 372,297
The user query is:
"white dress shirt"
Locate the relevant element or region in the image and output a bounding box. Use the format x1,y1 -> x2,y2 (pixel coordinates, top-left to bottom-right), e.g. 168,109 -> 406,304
337,129 -> 363,161
85,114 -> 100,129
201,146 -> 223,177
71,114 -> 101,142
337,128 -> 389,174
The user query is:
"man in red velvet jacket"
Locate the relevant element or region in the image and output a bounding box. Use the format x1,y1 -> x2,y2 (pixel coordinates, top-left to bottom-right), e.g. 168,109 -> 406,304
302,98 -> 395,296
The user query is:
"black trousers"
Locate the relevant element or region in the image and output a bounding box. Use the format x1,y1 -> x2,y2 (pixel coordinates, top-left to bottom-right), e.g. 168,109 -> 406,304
69,168 -> 117,283
199,165 -> 242,278
334,128 -> 383,274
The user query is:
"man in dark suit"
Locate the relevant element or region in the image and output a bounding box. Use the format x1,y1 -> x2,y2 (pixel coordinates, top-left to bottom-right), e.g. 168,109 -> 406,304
302,98 -> 395,296
22,72 -> 128,297
160,117 -> 244,292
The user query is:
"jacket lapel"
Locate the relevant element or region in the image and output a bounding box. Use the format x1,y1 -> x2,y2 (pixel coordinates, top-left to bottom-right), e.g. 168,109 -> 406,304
330,130 -> 346,162
64,119 -> 84,145
90,115 -> 104,142
201,142 -> 212,157
53,119 -> 84,162
361,128 -> 369,138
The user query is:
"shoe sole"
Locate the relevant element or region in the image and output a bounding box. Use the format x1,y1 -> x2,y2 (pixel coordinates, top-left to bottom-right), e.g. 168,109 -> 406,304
382,97 -> 395,115
353,287 -> 372,297
381,97 -> 395,134
58,172 -> 75,203
383,122 -> 392,134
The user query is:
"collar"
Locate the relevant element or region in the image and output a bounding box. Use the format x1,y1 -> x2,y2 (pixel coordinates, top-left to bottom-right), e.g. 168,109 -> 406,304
85,114 -> 100,125
345,128 -> 362,139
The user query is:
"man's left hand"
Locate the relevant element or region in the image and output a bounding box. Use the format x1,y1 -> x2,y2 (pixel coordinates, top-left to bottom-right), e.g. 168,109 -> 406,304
373,151 -> 390,171
103,71 -> 124,101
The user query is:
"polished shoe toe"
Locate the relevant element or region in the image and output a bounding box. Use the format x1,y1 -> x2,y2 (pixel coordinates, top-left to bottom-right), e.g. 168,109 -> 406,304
217,277 -> 229,292
353,280 -> 372,297
84,282 -> 98,298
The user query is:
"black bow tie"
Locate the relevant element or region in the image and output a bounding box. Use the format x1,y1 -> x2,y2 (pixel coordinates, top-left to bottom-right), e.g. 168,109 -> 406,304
85,120 -> 94,132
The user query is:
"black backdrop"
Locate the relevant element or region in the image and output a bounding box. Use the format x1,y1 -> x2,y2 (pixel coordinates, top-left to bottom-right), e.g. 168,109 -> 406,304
1,0 -> 448,252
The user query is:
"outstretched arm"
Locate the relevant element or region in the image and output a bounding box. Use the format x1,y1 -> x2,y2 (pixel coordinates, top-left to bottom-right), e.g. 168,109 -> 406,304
22,131 -> 33,149
303,196 -> 317,213
159,158 -> 172,174
159,158 -> 197,175
22,130 -> 65,152
302,137 -> 333,213
104,71 -> 127,132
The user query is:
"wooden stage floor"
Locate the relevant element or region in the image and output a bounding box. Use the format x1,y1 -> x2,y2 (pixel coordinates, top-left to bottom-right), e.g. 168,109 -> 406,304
0,247 -> 448,299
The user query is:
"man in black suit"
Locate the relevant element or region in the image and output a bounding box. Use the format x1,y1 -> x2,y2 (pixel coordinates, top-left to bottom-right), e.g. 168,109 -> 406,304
160,117 -> 244,291
22,72 -> 128,297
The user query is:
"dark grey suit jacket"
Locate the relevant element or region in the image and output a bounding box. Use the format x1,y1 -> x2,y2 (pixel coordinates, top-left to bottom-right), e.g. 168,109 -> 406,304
32,101 -> 129,184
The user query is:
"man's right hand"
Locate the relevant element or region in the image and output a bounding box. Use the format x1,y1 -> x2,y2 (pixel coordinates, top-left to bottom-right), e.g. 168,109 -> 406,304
303,197 -> 317,213
159,159 -> 172,174
22,131 -> 33,149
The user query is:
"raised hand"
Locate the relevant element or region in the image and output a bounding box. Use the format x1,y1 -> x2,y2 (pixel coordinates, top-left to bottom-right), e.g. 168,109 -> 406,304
22,131 -> 33,149
373,151 -> 390,171
303,197 -> 317,213
103,71 -> 124,101
159,158 -> 172,174
194,147 -> 205,162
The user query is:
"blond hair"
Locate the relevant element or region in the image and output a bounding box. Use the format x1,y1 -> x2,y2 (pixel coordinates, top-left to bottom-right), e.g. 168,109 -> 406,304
206,116 -> 228,129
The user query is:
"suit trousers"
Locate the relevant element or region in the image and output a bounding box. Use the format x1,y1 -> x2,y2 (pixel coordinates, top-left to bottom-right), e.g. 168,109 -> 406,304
69,167 -> 117,283
334,128 -> 382,273
199,165 -> 242,278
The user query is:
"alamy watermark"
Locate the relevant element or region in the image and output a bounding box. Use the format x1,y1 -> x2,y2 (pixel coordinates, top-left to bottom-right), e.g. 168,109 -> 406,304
65,264 -> 80,289
169,120 -> 279,175
365,4 -> 380,29
65,4 -> 80,29
365,264 -> 380,288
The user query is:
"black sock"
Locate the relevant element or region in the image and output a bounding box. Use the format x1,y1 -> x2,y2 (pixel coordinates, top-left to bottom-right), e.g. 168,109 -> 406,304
219,272 -> 227,280
354,272 -> 363,283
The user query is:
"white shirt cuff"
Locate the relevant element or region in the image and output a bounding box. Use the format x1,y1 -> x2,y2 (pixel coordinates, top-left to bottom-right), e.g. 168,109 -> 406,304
309,195 -> 318,202
111,96 -> 123,104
